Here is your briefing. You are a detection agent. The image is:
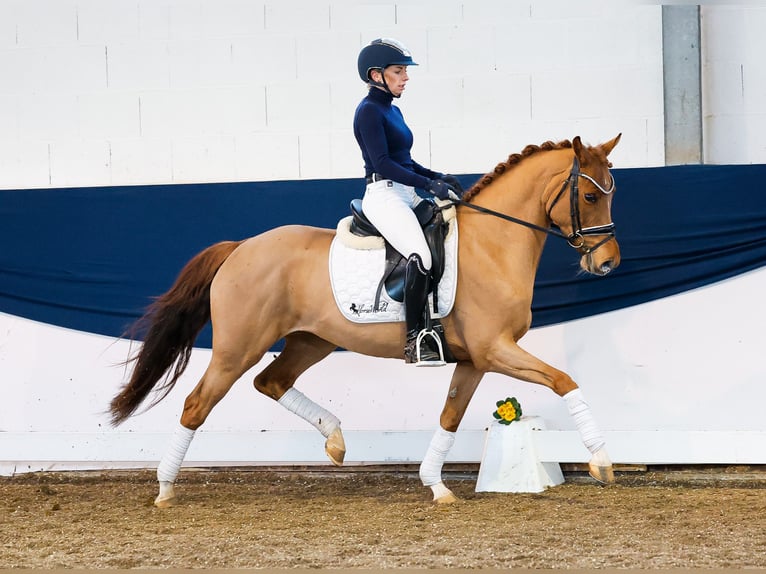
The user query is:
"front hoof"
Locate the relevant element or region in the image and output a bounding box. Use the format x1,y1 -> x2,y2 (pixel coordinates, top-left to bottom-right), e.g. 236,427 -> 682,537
325,428 -> 346,466
429,482 -> 459,504
434,491 -> 460,504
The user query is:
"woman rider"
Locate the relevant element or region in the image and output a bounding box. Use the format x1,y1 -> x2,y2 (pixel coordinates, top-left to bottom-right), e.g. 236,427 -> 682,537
354,38 -> 462,367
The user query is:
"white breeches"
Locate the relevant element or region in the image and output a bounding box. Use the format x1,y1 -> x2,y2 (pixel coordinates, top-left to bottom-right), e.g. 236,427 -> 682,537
361,179 -> 432,270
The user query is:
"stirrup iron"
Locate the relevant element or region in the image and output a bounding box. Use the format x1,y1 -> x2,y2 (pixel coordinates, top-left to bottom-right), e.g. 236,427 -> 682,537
414,328 -> 446,367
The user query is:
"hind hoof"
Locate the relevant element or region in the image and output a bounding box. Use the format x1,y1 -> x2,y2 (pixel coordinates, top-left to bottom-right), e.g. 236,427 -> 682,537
588,447 -> 615,484
154,495 -> 176,508
325,428 -> 346,466
154,481 -> 176,508
589,464 -> 615,484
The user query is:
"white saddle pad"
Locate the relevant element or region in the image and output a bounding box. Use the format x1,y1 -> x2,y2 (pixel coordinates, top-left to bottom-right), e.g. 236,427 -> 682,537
329,207 -> 458,324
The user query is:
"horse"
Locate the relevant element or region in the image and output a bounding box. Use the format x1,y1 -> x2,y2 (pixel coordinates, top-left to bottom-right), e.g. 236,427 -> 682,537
109,134 -> 622,507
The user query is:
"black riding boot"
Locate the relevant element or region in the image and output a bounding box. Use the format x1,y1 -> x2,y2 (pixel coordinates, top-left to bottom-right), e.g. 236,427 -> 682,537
403,254 -> 444,366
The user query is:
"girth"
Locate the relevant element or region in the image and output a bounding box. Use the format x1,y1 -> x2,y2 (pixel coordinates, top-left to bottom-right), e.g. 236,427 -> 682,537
348,198 -> 449,313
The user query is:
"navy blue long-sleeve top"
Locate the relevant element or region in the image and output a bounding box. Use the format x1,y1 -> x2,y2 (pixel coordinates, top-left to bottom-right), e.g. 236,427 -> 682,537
353,87 -> 438,189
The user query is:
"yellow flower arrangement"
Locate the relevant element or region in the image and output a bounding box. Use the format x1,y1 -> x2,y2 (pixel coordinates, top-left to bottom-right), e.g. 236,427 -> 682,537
493,397 -> 522,425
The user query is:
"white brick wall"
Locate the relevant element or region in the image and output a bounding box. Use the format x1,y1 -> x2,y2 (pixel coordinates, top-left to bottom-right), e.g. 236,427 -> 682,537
702,5 -> 766,164
0,1 -> 762,189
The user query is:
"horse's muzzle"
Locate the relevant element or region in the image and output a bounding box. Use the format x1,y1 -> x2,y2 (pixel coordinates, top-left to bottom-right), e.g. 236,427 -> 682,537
582,253 -> 619,276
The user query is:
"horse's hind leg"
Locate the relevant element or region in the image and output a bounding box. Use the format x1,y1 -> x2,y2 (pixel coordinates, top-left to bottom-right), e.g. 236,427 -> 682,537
154,352 -> 254,507
252,332 -> 344,465
420,361 -> 485,503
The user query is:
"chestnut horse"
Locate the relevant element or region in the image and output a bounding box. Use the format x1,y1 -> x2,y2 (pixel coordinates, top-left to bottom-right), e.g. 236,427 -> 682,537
110,134 -> 622,506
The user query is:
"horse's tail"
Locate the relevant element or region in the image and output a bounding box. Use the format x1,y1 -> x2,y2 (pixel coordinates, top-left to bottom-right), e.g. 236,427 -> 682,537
109,240 -> 243,426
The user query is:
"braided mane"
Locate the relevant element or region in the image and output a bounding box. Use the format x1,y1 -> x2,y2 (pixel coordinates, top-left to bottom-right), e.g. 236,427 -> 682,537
462,139 -> 573,202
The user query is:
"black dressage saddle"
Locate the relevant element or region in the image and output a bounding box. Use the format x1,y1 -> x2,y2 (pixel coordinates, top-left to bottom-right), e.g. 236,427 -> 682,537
347,198 -> 450,313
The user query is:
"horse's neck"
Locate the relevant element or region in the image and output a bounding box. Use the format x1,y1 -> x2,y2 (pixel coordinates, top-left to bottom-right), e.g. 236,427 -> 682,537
461,151 -> 570,275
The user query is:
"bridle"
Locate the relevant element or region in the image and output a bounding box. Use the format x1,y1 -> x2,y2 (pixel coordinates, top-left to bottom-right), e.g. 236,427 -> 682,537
452,156 -> 616,254
546,156 -> 616,253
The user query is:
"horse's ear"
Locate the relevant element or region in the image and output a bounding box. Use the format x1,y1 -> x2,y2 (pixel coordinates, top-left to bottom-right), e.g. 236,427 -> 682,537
601,133 -> 622,157
573,136 -> 583,158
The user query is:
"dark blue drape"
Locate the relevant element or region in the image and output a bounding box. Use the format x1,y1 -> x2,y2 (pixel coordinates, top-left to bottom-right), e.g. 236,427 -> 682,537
1,164 -> 764,348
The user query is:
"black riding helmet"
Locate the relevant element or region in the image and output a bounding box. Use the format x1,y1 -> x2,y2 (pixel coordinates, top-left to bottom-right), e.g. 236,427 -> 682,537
357,38 -> 418,97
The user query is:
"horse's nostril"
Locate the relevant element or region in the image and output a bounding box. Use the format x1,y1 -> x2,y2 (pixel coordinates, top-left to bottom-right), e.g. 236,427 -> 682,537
600,261 -> 613,275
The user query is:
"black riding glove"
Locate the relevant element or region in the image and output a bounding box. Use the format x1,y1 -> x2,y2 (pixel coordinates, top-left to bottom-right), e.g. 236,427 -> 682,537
440,174 -> 464,197
426,179 -> 457,200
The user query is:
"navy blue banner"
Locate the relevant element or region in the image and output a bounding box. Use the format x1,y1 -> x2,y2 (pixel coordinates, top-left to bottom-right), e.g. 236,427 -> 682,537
1,164 -> 765,348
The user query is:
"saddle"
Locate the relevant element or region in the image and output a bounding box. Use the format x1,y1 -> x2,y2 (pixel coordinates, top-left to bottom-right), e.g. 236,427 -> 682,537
348,198 -> 450,313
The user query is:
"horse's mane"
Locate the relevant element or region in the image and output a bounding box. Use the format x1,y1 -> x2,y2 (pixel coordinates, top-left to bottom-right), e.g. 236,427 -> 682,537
462,139 -> 573,202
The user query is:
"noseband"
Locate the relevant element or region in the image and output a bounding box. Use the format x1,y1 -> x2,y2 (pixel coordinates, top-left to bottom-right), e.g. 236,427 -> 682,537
546,156 -> 616,254
453,157 -> 616,254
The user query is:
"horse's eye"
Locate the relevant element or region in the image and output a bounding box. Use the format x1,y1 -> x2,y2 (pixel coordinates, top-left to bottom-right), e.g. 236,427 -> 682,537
584,193 -> 598,204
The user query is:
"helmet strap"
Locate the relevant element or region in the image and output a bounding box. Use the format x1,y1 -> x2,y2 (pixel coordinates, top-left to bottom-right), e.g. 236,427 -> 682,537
369,68 -> 400,98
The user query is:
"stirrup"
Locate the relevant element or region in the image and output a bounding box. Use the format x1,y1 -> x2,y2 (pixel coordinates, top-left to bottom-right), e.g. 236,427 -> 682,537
412,329 -> 446,367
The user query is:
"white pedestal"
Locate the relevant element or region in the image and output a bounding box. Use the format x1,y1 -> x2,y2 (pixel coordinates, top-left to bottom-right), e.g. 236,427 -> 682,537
475,416 -> 565,493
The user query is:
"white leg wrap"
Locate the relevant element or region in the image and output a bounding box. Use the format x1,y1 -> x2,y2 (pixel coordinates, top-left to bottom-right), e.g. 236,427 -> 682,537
277,387 -> 340,438
419,427 -> 455,487
564,388 -> 606,454
156,423 -> 195,483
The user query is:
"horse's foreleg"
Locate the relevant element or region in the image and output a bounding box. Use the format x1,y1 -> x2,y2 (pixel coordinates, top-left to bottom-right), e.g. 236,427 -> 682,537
420,361 -> 485,503
253,332 -> 344,465
485,335 -> 614,484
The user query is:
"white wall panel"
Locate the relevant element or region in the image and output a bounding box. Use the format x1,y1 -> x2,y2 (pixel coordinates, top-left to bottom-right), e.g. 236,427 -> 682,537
702,5 -> 766,164
77,0 -> 140,44
170,136 -> 236,183
13,1 -> 77,46
330,129 -> 362,176
426,26 -> 497,77
166,39 -> 236,88
704,116 -> 747,166
532,67 -> 662,122
396,2 -> 463,28
0,95 -> 17,136
296,32 -> 359,82
299,132 -> 332,179
266,81 -> 331,130
329,4 -> 396,31
264,3 -> 329,32
329,81 -> 365,129
0,46 -> 106,94
461,1 -> 531,25
139,88 -> 266,139
17,95 -> 79,140
110,138 -> 173,184
136,1 -> 173,41
462,73 -> 532,127
404,77 -> 463,129
234,132 -> 299,181
77,93 -> 140,139
48,139 -> 111,187
494,20 -> 570,74
0,140 -> 50,188
233,35 -> 297,82
164,0 -> 205,41
0,5 -> 17,47
200,0 -> 265,38
430,125 -> 511,176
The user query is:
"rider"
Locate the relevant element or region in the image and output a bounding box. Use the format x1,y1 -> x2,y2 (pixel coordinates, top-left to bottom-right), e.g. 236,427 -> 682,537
354,38 -> 462,367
